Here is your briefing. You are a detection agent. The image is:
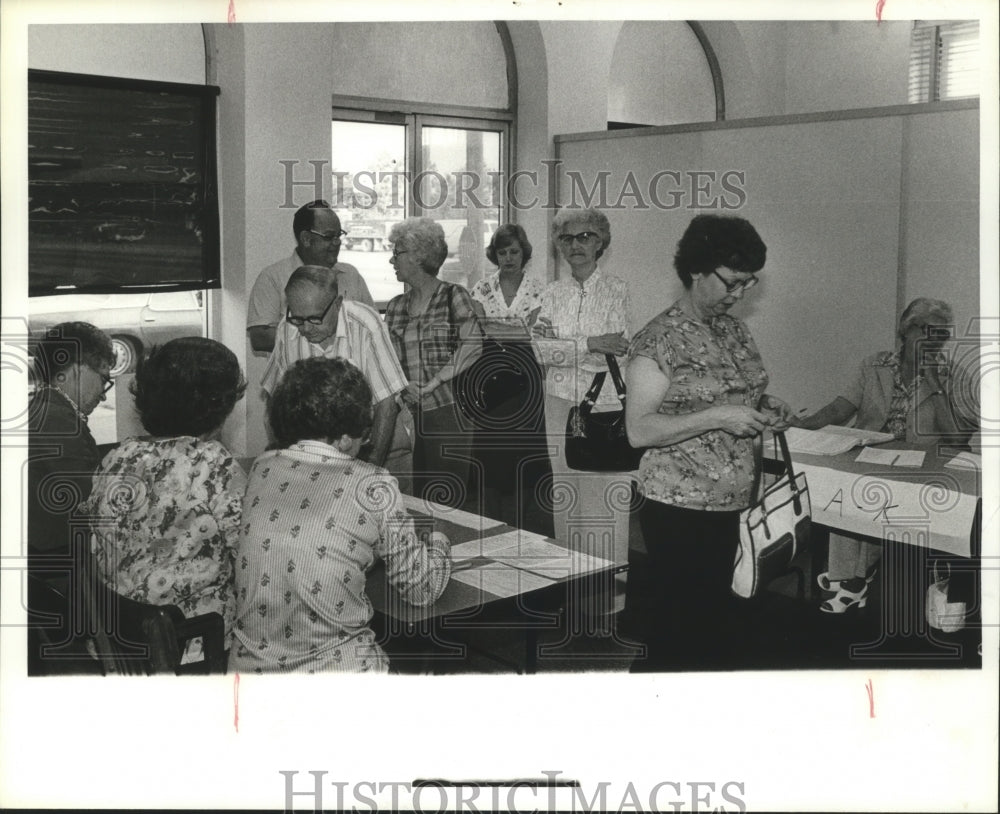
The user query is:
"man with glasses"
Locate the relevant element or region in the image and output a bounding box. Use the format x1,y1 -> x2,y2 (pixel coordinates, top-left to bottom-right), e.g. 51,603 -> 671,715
261,266 -> 412,488
26,322 -> 116,672
247,199 -> 375,353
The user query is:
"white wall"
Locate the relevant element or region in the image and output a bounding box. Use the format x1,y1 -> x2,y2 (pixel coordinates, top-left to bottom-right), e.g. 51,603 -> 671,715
328,22 -> 507,107
608,21 -> 716,126
28,23 -> 204,83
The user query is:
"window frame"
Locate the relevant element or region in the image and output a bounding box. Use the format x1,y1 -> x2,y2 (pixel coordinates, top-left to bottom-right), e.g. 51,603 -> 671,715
908,20 -> 980,103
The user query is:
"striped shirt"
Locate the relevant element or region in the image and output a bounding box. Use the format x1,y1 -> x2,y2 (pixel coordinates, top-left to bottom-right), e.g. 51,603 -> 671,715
536,269 -> 631,406
261,299 -> 408,402
229,441 -> 452,674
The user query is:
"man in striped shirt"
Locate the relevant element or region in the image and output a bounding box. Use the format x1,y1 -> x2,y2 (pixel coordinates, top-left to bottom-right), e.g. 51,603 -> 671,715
261,266 -> 412,488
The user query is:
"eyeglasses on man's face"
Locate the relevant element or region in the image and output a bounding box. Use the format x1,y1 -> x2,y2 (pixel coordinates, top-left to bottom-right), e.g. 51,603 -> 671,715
87,364 -> 114,394
711,269 -> 758,294
308,229 -> 348,244
287,295 -> 338,327
557,231 -> 601,247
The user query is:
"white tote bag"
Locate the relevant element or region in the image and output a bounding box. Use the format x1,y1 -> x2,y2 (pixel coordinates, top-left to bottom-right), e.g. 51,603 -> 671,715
926,562 -> 967,633
732,431 -> 812,599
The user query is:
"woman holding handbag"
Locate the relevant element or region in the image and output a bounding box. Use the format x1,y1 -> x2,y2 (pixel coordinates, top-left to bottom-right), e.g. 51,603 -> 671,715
468,224 -> 553,536
533,207 -> 633,571
624,215 -> 795,671
384,217 -> 482,511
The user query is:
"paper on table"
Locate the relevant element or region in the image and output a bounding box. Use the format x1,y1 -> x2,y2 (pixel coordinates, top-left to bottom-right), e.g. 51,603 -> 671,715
449,562 -> 554,598
450,529 -> 550,562
944,451 -> 982,470
893,450 -> 926,467
401,494 -> 503,529
854,447 -> 925,467
785,426 -> 894,455
513,551 -> 615,580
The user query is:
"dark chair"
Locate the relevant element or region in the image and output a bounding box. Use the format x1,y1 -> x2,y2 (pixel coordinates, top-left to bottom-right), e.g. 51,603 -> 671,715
81,559 -> 228,676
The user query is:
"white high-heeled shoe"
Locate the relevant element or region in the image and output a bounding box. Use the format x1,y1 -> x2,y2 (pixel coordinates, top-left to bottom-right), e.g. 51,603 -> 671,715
820,580 -> 869,613
816,567 -> 878,594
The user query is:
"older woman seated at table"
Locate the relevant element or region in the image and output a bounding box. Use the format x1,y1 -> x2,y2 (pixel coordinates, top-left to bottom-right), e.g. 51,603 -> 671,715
84,337 -> 247,660
794,297 -> 963,612
229,357 -> 452,674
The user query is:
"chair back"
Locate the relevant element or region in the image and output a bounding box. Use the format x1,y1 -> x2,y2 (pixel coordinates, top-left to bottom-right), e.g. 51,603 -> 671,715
82,563 -> 227,675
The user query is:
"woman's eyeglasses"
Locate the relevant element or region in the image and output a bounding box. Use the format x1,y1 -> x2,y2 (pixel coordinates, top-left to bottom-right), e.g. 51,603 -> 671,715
557,231 -> 600,246
286,296 -> 338,327
711,269 -> 758,294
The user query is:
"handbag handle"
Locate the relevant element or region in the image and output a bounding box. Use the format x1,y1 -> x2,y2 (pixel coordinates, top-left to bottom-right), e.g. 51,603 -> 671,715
749,431 -> 803,514
578,354 -> 627,418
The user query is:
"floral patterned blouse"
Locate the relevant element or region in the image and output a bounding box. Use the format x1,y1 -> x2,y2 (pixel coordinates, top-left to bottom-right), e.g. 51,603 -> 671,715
83,437 -> 246,657
628,301 -> 769,511
470,271 -> 545,323
228,441 -> 452,674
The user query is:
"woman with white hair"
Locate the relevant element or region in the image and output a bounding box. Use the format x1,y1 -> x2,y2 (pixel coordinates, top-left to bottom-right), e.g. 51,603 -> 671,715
384,217 -> 482,510
794,297 -> 961,612
533,207 -> 632,568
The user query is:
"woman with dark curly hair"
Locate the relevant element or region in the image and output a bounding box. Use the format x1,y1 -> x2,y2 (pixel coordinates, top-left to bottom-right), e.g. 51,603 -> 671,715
624,215 -> 795,671
83,337 -> 247,662
230,357 -> 452,673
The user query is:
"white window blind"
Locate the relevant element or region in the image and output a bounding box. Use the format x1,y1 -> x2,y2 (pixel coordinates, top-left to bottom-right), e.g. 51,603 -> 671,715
908,21 -> 979,103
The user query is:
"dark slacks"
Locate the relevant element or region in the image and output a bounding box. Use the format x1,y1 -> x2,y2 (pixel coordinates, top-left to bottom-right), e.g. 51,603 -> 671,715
631,499 -> 742,671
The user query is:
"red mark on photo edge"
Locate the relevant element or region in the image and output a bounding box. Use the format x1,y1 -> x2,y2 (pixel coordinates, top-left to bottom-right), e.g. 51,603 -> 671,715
875,0 -> 886,22
865,678 -> 875,718
234,672 -> 241,732
227,0 -> 236,24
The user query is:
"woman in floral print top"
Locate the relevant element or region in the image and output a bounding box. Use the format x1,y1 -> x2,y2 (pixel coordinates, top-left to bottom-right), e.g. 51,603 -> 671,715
467,224 -> 553,536
624,215 -> 794,671
84,338 -> 247,662
229,357 -> 451,674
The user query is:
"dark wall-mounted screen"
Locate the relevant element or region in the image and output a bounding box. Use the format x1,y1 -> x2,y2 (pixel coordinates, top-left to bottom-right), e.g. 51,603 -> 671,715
28,69 -> 221,296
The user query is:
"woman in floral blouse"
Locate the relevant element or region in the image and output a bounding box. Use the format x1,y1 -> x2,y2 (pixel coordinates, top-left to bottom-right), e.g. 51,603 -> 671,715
794,298 -> 962,613
84,337 -> 247,662
468,224 -> 552,535
624,215 -> 794,670
229,357 -> 451,674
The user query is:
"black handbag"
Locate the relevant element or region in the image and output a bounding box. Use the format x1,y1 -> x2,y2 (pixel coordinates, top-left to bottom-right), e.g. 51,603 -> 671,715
565,354 -> 644,472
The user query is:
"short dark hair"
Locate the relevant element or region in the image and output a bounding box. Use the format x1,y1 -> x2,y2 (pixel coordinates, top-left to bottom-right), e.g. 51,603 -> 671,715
132,337 -> 246,437
34,322 -> 114,384
268,357 -> 372,448
292,199 -> 332,241
673,215 -> 767,288
486,223 -> 533,268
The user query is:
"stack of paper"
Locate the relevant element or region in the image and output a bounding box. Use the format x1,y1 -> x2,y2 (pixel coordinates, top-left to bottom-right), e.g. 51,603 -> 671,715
944,451 -> 982,471
784,426 -> 894,456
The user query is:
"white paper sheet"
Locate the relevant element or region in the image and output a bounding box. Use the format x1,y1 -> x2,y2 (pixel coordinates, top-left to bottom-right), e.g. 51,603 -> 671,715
784,426 -> 894,456
449,529 -> 551,561
944,451 -> 983,470
400,494 -> 503,529
448,562 -> 554,598
854,447 -> 926,467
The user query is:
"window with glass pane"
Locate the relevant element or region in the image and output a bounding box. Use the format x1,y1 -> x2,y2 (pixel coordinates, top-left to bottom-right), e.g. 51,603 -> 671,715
331,120 -> 408,304
908,21 -> 979,103
332,110 -> 508,305
419,125 -> 502,292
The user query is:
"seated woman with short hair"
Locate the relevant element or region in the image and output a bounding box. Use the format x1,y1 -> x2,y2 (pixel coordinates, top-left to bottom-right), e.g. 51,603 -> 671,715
84,337 -> 247,660
229,357 -> 452,674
